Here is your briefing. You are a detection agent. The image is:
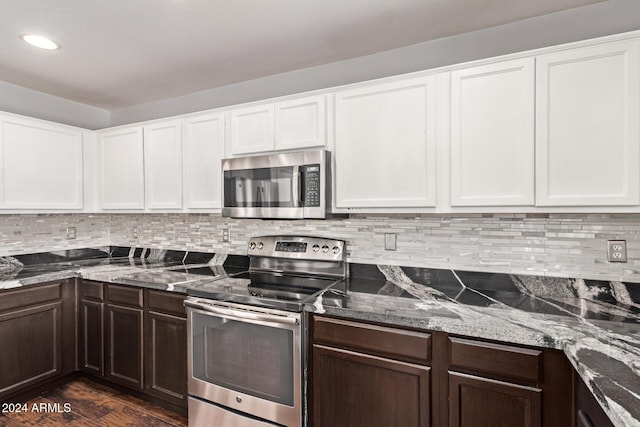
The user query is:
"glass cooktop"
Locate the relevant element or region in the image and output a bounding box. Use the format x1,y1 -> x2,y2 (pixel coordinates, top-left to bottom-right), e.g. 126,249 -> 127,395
187,271 -> 341,312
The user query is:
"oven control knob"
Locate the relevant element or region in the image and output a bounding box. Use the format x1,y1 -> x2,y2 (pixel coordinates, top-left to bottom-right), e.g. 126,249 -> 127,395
312,244 -> 320,252
236,396 -> 242,403
249,242 -> 256,250
332,245 -> 341,254
322,245 -> 329,253
257,242 -> 264,250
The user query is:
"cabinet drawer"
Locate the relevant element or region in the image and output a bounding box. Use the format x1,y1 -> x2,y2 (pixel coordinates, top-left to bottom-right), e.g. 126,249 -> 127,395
312,316 -> 431,365
147,290 -> 186,317
449,337 -> 542,385
107,284 -> 143,308
0,282 -> 61,313
79,281 -> 104,301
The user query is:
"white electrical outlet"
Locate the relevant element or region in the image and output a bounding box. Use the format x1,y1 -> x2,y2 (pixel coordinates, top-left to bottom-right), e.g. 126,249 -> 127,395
384,233 -> 397,251
133,226 -> 139,239
66,227 -> 76,240
607,240 -> 627,262
223,228 -> 230,243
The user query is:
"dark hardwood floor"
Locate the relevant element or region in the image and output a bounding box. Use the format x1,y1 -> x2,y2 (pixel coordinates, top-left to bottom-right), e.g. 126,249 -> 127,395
0,377 -> 188,426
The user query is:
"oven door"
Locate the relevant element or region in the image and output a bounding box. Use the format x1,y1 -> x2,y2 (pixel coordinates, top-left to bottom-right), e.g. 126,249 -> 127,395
185,298 -> 302,427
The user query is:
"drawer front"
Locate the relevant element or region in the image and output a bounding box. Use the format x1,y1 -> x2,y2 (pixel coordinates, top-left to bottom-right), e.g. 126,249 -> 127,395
449,337 -> 542,385
312,316 -> 431,365
0,282 -> 61,313
147,290 -> 186,317
79,280 -> 104,301
107,284 -> 144,308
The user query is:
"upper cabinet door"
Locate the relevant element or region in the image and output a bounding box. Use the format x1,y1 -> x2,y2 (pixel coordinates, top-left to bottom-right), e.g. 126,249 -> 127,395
536,39 -> 640,206
144,120 -> 183,210
0,115 -> 84,209
98,127 -> 145,210
228,104 -> 275,155
184,113 -> 225,209
274,95 -> 326,151
335,76 -> 437,208
450,58 -> 535,206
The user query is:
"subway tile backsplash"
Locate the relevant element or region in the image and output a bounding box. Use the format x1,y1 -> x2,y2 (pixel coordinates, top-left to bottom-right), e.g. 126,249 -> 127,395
1,213 -> 640,282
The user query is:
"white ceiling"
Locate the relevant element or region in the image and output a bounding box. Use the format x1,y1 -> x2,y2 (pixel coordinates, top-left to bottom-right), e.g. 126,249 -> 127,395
0,0 -> 603,110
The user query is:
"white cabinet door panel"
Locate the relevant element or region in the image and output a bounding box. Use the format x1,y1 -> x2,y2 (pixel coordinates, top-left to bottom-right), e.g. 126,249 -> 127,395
275,95 -> 326,150
335,76 -> 437,208
536,40 -> 640,206
144,120 -> 183,210
184,113 -> 224,209
98,128 -> 145,210
0,116 -> 83,209
450,58 -> 535,206
229,104 -> 274,155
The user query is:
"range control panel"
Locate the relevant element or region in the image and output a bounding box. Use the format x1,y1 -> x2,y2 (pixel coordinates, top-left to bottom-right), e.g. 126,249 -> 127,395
248,235 -> 345,262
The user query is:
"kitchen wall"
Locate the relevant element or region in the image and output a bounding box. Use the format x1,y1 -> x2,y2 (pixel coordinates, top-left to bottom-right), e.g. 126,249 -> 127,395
109,213 -> 640,283
0,214 -> 110,256
2,213 -> 639,283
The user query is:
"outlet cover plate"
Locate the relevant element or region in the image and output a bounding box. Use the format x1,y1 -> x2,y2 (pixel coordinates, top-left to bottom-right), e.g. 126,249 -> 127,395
66,227 -> 76,240
384,233 -> 397,251
607,240 -> 627,262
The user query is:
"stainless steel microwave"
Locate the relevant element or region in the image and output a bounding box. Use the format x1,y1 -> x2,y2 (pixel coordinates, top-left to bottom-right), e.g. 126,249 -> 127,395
222,149 -> 333,219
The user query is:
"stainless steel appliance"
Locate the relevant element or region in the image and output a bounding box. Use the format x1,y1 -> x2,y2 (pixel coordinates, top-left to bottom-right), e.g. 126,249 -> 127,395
222,149 -> 333,219
185,236 -> 347,427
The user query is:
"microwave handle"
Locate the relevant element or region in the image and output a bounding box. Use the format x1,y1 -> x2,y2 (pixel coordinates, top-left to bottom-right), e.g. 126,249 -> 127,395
293,166 -> 302,207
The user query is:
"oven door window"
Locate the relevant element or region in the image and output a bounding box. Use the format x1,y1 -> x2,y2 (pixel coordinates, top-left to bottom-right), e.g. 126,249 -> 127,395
192,312 -> 295,406
224,166 -> 298,208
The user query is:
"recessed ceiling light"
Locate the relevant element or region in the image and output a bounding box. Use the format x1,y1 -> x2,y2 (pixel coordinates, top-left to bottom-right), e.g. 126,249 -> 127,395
20,34 -> 60,50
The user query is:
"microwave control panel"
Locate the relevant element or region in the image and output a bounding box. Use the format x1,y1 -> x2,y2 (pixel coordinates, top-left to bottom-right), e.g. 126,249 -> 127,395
303,164 -> 321,207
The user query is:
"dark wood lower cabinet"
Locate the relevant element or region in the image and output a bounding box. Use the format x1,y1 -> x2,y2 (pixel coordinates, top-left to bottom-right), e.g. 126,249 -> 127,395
0,280 -> 75,400
144,291 -> 187,406
448,372 -> 541,427
105,303 -> 144,390
79,298 -> 104,375
77,281 -> 187,409
310,315 -> 576,427
312,344 -> 430,427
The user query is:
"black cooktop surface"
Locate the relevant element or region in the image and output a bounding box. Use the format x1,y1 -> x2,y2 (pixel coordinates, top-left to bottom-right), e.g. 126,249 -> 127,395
187,271 -> 341,311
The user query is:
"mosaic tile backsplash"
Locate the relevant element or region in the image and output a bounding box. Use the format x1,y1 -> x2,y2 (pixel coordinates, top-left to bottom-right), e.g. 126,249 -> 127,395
1,213 -> 640,282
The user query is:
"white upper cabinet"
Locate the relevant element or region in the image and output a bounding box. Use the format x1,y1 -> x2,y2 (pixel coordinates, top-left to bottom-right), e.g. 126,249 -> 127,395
0,114 -> 83,209
450,58 -> 535,206
144,120 -> 183,210
98,127 -> 145,210
536,39 -> 640,206
228,94 -> 326,155
184,112 -> 225,209
335,76 -> 437,208
274,95 -> 326,151
229,103 -> 274,155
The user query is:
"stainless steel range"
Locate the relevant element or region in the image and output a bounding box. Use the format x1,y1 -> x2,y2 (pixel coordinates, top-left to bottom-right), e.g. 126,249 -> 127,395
185,236 -> 347,427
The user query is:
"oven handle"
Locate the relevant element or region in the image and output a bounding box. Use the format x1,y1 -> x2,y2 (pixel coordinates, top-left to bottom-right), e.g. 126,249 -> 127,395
184,299 -> 299,326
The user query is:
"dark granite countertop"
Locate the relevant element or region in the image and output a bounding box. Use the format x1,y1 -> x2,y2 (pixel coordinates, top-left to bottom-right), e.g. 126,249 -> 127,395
0,250 -> 638,426
308,263 -> 640,427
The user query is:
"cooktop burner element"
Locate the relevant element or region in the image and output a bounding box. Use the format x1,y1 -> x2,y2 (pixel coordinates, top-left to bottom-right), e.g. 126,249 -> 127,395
187,236 -> 347,311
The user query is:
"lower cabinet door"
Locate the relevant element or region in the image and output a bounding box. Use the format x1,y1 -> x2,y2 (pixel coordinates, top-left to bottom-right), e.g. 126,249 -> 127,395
106,304 -> 144,390
79,299 -> 104,376
448,372 -> 541,427
144,310 -> 187,406
0,302 -> 62,397
312,344 -> 430,427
